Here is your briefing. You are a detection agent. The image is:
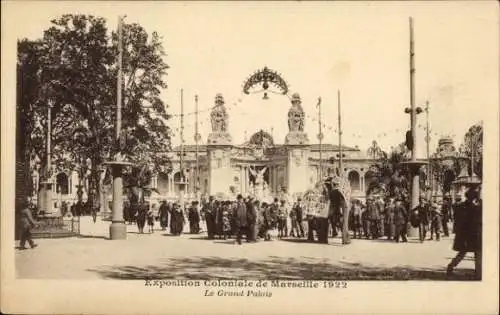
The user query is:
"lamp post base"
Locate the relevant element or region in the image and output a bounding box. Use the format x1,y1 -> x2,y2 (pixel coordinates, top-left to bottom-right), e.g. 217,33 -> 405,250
109,222 -> 127,240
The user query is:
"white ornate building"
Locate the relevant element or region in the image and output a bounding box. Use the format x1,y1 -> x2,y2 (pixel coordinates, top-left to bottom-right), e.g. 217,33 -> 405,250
31,93 -> 380,211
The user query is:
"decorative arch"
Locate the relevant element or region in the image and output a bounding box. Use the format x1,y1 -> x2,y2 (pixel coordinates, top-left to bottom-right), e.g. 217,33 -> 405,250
243,66 -> 289,96
348,170 -> 361,191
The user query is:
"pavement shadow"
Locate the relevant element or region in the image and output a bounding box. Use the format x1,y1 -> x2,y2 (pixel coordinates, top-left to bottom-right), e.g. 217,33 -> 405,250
87,256 -> 478,281
77,235 -> 109,240
280,238 -> 342,246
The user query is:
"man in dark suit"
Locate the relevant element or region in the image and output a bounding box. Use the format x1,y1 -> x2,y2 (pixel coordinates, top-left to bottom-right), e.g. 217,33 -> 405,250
18,199 -> 39,250
246,198 -> 258,242
203,196 -> 216,239
393,199 -> 408,242
234,194 -> 248,245
413,197 -> 430,243
366,197 -> 380,239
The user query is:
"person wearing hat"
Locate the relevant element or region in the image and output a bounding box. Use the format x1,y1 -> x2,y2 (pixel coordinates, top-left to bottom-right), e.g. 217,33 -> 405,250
246,199 -> 258,242
289,197 -> 303,238
412,196 -> 430,243
188,201 -> 201,234
441,195 -> 452,237
447,186 -> 482,279
393,199 -> 408,243
158,200 -> 170,231
366,197 -> 380,239
234,194 -> 248,244
429,202 -> 442,241
202,196 -> 216,239
18,199 -> 40,250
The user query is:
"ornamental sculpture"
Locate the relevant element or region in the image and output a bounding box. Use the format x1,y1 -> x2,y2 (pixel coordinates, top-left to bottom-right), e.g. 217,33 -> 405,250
285,93 -> 309,145
288,93 -> 305,132
210,93 -> 228,133
207,93 -> 232,145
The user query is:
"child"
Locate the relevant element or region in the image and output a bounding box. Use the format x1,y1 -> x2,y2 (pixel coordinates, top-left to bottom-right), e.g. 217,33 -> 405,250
221,202 -> 231,240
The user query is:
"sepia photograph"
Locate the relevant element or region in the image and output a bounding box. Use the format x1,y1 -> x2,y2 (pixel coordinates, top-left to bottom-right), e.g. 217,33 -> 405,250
2,1 -> 499,314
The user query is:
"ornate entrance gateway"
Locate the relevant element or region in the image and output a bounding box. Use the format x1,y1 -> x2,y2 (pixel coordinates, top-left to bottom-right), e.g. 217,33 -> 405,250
144,67 -> 374,205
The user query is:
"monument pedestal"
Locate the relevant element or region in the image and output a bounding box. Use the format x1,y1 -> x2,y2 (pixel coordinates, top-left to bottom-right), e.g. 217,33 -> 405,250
38,181 -> 60,216
286,145 -> 310,196
103,161 -> 133,240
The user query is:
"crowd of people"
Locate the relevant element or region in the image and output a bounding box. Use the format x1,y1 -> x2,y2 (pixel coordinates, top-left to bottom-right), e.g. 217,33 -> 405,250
117,186 -> 480,249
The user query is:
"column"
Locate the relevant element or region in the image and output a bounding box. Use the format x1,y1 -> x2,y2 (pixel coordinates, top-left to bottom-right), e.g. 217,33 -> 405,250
240,166 -> 244,193
243,166 -> 248,194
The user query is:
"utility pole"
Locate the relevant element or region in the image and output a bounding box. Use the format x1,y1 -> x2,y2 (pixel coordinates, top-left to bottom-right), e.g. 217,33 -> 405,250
338,90 -> 350,245
194,94 -> 200,202
425,101 -> 431,197
178,89 -> 186,208
338,90 -> 343,177
317,97 -> 323,180
403,17 -> 425,238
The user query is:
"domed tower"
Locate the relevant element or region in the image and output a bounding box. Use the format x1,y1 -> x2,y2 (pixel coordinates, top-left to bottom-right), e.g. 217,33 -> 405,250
285,93 -> 309,145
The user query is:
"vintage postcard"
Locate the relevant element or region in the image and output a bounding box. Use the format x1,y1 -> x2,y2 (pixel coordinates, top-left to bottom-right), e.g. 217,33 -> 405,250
1,1 -> 499,314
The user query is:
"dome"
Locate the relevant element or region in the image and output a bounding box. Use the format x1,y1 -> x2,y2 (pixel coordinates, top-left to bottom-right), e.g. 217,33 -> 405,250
248,129 -> 274,147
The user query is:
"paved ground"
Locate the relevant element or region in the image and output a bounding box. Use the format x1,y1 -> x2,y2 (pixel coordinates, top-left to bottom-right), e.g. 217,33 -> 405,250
15,216 -> 476,280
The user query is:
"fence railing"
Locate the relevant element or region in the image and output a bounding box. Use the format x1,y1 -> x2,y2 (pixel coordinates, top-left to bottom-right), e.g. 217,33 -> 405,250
32,215 -> 80,238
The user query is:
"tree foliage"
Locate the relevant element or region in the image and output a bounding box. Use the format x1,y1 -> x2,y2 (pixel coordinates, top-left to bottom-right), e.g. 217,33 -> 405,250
460,122 -> 483,178
17,14 -> 172,208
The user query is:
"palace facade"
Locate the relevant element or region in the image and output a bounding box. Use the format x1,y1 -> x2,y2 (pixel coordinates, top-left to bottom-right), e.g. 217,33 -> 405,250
31,93 -> 380,212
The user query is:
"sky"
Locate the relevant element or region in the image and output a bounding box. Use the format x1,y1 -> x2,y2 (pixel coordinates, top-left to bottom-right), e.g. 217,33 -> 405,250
4,1 -> 498,158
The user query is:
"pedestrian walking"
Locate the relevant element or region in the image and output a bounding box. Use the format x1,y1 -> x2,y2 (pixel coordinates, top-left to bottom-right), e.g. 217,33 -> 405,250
234,194 -> 248,245
350,200 -> 363,239
158,201 -> 169,231
447,187 -> 482,279
385,198 -> 396,240
366,197 -> 380,239
441,195 -> 452,237
18,200 -> 39,250
247,199 -> 258,242
412,197 -> 430,243
429,203 -> 442,241
203,196 -> 216,239
394,199 -> 408,243
188,201 -> 201,234
136,202 -> 147,234
294,198 -> 305,238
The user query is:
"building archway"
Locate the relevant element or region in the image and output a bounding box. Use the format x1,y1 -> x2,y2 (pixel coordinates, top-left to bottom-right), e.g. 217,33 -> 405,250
348,170 -> 361,191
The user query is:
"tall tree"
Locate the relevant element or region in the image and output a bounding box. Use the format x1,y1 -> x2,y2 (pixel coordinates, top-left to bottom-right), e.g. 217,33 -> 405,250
460,122 -> 483,178
17,14 -> 172,211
